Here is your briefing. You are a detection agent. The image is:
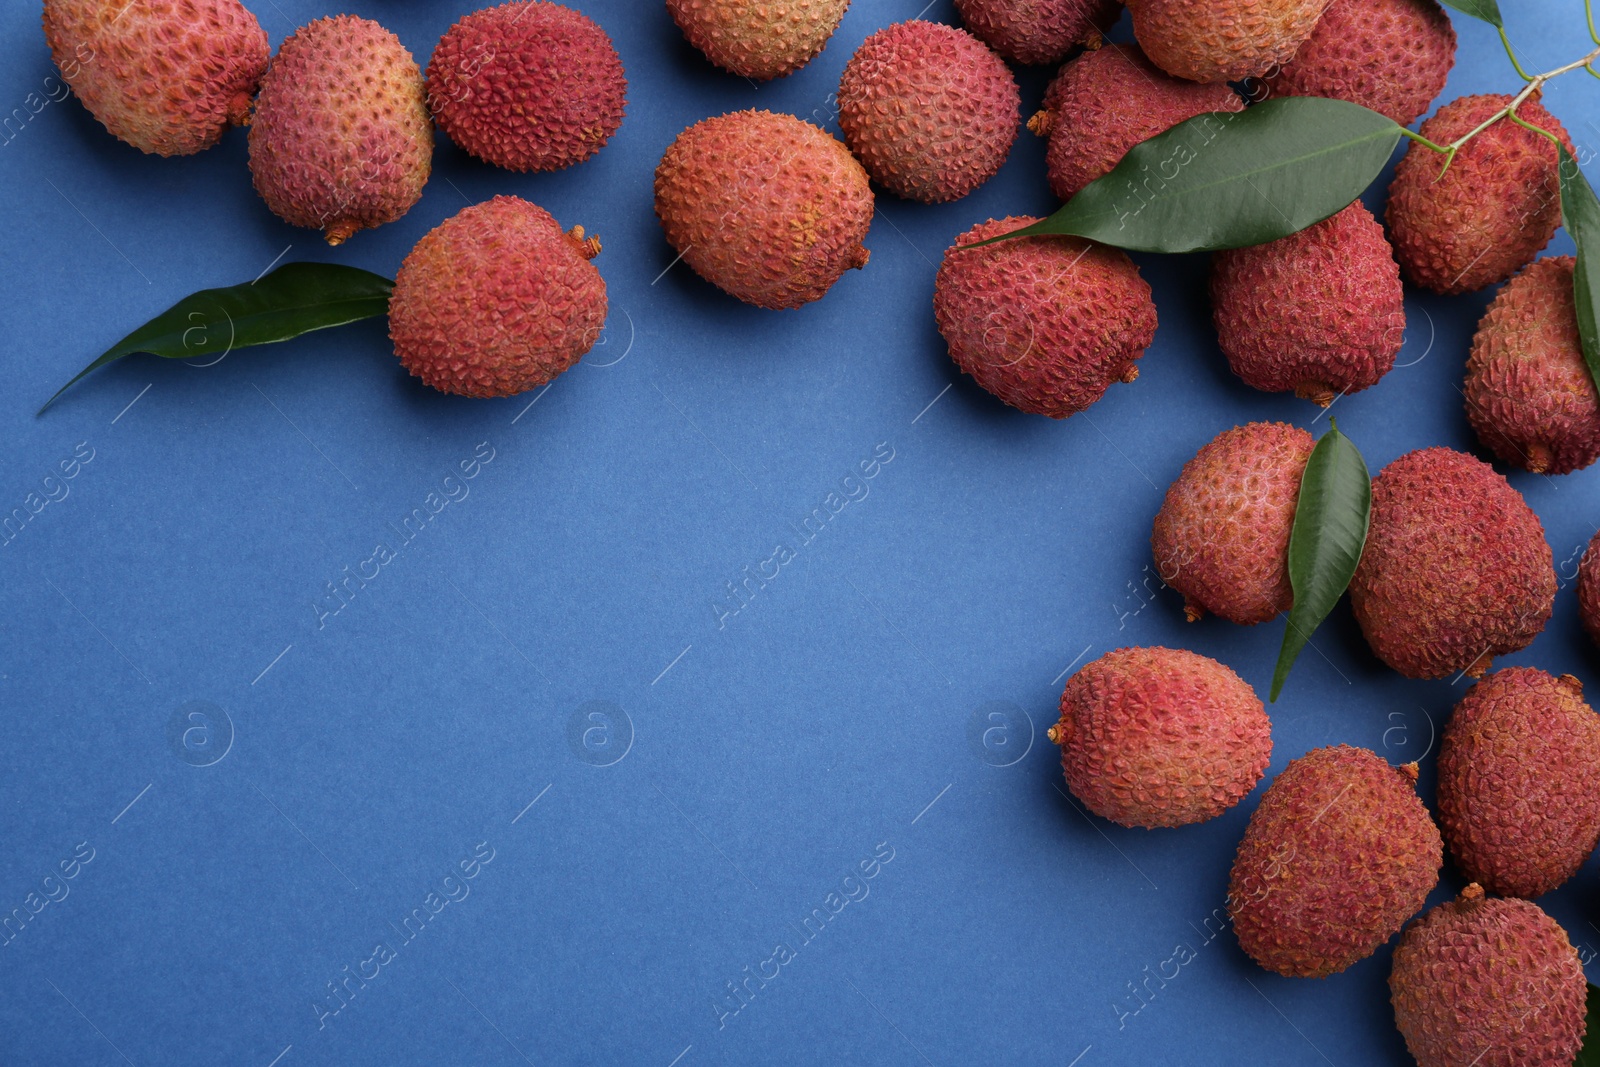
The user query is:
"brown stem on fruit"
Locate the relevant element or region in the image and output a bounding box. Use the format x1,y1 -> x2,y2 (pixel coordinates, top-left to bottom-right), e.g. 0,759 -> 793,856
1183,599 -> 1205,623
1560,673 -> 1585,695
1458,882 -> 1486,906
1027,110 -> 1054,138
565,226 -> 602,260
228,91 -> 254,127
1047,723 -> 1065,745
1397,761 -> 1420,784
1295,381 -> 1336,407
1120,365 -> 1140,384
324,220 -> 359,246
1525,443 -> 1552,474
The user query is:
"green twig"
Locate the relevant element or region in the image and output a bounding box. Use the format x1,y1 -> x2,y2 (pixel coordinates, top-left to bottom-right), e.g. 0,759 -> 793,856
1498,27 -> 1535,81
1588,0 -> 1600,47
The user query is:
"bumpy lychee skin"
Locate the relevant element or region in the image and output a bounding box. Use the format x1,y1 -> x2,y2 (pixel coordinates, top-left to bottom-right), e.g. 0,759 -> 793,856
389,197 -> 606,399
1350,448 -> 1555,680
654,110 -> 872,310
1030,44 -> 1243,202
1151,423 -> 1314,625
1228,746 -> 1442,978
934,217 -> 1157,418
1127,0 -> 1325,83
1387,95 -> 1574,294
426,2 -> 626,173
1582,532 -> 1600,650
1465,257 -> 1600,475
666,0 -> 849,80
1390,885 -> 1586,1067
1052,647 -> 1271,829
953,0 -> 1120,66
42,0 -> 268,156
1437,669 -> 1600,900
837,21 -> 1019,204
1211,202 -> 1405,405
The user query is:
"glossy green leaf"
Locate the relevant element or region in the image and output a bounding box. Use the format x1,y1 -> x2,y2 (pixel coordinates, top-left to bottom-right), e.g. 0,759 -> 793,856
40,262 -> 394,413
1438,0 -> 1503,28
1271,421 -> 1371,702
1559,146 -> 1600,397
1576,985 -> 1600,1067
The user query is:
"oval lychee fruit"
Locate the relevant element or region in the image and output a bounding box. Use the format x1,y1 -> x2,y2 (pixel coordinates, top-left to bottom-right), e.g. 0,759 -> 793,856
1581,532 -> 1600,650
43,0 -> 268,156
1350,447 -> 1555,680
666,0 -> 849,81
1465,257 -> 1600,475
389,196 -> 606,399
1126,0 -> 1325,83
249,16 -> 433,245
654,110 -> 872,310
1436,668 -> 1600,899
1390,885 -> 1587,1067
1052,647 -> 1271,829
1210,201 -> 1405,405
1228,745 -> 1442,978
1029,43 -> 1243,202
836,22 -> 1019,204
953,0 -> 1119,66
933,217 -> 1157,418
426,2 -> 626,174
1386,94 -> 1574,294
1150,422 -> 1314,625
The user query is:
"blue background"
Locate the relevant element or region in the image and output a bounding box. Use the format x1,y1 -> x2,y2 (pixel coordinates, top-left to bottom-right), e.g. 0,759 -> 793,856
2,1 -> 1597,1064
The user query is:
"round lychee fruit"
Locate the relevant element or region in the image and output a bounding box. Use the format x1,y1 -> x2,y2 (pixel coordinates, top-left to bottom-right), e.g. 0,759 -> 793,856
1436,669 -> 1600,899
1126,0 -> 1326,83
837,21 -> 1019,204
1386,94 -> 1574,294
654,110 -> 872,310
1465,257 -> 1600,475
426,2 -> 626,174
1150,422 -> 1315,625
389,196 -> 606,399
1228,745 -> 1442,978
1581,532 -> 1600,650
1210,201 -> 1405,405
249,16 -> 432,245
1029,43 -> 1243,202
1390,885 -> 1587,1067
1052,647 -> 1271,829
1350,448 -> 1555,680
933,217 -> 1157,418
953,0 -> 1120,66
666,0 -> 849,81
42,0 -> 268,156
1264,0 -> 1456,127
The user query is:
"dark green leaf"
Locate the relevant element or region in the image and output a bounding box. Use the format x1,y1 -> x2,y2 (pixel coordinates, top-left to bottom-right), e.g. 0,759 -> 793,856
1575,985 -> 1600,1067
1438,0 -> 1503,28
1271,421 -> 1371,702
40,262 -> 394,413
1559,146 -> 1600,397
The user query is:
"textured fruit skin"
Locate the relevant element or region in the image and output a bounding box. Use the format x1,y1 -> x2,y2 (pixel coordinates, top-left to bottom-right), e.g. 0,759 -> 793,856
42,0 -> 268,156
426,2 -> 626,173
1030,44 -> 1242,202
934,217 -> 1157,418
666,0 -> 849,80
1211,202 -> 1405,405
1387,95 -> 1574,294
1127,0 -> 1324,83
1582,532 -> 1600,650
1053,647 -> 1271,829
1350,448 -> 1555,679
1391,886 -> 1586,1067
654,110 -> 872,310
1265,0 -> 1455,126
249,16 -> 432,245
953,0 -> 1119,65
1465,257 -> 1600,475
1228,746 -> 1442,978
837,22 -> 1018,204
1437,669 -> 1600,899
1151,423 -> 1314,625
389,196 -> 606,399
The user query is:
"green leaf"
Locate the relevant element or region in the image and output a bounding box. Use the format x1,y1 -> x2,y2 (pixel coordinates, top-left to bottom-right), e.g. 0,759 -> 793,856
39,262 -> 394,414
1576,985 -> 1600,1067
1559,146 -> 1600,397
976,98 -> 1403,254
1271,421 -> 1371,702
1438,0 -> 1503,28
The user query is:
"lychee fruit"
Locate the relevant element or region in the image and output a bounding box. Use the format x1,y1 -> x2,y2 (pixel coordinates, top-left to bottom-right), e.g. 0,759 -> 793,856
933,217 -> 1157,418
1264,0 -> 1456,127
666,0 -> 849,80
654,110 -> 873,310
837,21 -> 1019,204
1210,201 -> 1406,405
42,0 -> 269,156
1390,885 -> 1587,1067
1029,43 -> 1243,202
1386,94 -> 1574,294
249,16 -> 432,245
1052,647 -> 1271,829
953,0 -> 1120,66
426,2 -> 626,174
1150,422 -> 1315,625
1350,448 -> 1555,679
1581,532 -> 1600,650
389,196 -> 606,399
1228,745 -> 1442,978
1126,0 -> 1326,83
1465,257 -> 1600,475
